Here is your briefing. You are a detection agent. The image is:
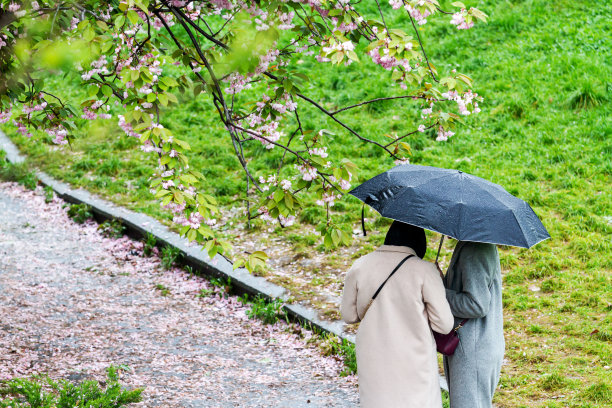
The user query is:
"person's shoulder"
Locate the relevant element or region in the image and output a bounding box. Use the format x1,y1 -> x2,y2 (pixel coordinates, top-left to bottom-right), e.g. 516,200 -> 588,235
346,252 -> 371,274
409,256 -> 439,278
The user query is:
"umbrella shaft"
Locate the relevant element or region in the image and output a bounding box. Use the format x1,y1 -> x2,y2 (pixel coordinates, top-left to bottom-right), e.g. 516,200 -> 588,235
435,235 -> 445,264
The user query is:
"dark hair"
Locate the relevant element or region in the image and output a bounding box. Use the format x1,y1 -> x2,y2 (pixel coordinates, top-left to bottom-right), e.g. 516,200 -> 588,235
384,221 -> 427,259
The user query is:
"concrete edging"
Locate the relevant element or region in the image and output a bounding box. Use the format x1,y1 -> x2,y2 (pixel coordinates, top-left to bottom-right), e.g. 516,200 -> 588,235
0,131 -> 449,392
0,131 -> 351,341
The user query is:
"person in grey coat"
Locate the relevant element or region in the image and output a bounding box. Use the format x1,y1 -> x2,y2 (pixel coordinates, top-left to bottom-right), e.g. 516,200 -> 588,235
442,241 -> 504,408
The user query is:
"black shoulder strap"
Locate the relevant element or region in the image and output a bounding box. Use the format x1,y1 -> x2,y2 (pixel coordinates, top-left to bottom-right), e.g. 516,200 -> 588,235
372,254 -> 414,300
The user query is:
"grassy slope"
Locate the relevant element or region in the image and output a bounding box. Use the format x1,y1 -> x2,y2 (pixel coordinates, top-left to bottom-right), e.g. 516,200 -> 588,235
3,0 -> 611,406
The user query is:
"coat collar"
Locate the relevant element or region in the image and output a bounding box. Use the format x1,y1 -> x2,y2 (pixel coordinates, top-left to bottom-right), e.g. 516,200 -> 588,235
377,245 -> 417,256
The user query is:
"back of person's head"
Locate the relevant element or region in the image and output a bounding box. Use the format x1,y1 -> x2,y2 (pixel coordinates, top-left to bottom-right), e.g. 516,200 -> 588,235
384,221 -> 427,259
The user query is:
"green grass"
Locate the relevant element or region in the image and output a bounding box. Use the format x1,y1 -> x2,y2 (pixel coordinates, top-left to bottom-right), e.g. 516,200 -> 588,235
1,0 -> 611,406
0,366 -> 142,408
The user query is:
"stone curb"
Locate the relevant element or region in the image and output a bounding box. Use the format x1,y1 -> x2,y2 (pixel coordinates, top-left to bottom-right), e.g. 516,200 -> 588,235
0,131 -> 449,392
0,131 -> 352,342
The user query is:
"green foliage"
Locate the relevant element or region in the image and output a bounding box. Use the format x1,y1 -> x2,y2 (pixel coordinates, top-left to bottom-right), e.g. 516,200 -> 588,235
579,382 -> 612,404
233,251 -> 268,273
43,186 -> 55,203
315,333 -> 357,377
240,295 -> 287,325
160,246 -> 181,270
197,287 -> 214,298
0,161 -> 38,190
98,218 -> 125,239
540,373 -> 569,391
0,366 -> 143,408
154,283 -> 170,296
142,233 -> 157,257
66,203 -> 93,224
209,277 -> 232,296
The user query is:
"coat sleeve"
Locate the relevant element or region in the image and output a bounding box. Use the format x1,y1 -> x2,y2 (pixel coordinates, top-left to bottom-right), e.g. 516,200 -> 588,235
340,264 -> 360,324
445,242 -> 497,319
422,265 -> 454,334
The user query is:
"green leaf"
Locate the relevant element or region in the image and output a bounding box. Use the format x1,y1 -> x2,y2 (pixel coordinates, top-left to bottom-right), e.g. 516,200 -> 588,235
96,21 -> 109,31
154,189 -> 171,198
101,85 -> 113,97
114,15 -> 125,28
127,10 -> 140,25
162,77 -> 178,87
158,93 -> 169,106
180,174 -> 198,184
273,189 -> 284,203
166,93 -> 178,104
451,1 -> 466,8
251,251 -> 268,260
284,194 -> 293,209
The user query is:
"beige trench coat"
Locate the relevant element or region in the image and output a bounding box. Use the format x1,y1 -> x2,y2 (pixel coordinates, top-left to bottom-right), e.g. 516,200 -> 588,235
341,245 -> 454,408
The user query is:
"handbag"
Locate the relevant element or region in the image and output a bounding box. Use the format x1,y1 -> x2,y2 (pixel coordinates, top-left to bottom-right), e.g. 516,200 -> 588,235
433,319 -> 468,356
362,254 -> 414,318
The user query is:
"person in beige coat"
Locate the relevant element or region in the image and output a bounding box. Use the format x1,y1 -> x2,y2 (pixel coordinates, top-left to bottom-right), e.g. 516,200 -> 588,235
341,221 -> 454,408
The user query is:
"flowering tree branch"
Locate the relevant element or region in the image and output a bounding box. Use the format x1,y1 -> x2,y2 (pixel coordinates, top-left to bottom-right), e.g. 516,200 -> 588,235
0,0 -> 487,270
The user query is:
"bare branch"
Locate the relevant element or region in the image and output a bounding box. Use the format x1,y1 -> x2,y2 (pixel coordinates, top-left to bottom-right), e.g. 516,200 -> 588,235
330,95 -> 431,116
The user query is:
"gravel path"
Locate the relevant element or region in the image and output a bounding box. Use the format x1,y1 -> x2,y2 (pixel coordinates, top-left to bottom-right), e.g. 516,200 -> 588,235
0,182 -> 358,407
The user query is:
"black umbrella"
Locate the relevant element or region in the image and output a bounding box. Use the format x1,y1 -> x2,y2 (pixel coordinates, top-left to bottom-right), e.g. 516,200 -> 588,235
349,164 -> 550,256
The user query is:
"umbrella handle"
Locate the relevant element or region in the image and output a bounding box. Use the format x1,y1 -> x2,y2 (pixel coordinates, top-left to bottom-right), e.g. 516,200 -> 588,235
361,204 -> 367,237
435,235 -> 445,265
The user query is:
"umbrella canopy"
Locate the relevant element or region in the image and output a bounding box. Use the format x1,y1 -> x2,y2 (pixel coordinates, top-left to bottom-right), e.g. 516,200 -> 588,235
349,164 -> 550,248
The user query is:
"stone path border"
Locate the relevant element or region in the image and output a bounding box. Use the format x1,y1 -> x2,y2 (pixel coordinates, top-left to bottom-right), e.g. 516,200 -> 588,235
0,130 -> 448,391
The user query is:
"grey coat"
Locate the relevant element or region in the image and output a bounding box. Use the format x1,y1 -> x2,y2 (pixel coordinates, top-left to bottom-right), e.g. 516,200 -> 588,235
443,242 -> 504,408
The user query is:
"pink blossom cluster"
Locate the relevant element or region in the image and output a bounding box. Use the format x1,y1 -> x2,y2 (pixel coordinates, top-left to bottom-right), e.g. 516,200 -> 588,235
117,115 -> 141,138
308,147 -> 328,158
450,11 -> 474,30
240,90 -> 297,149
253,120 -> 283,149
22,101 -> 47,114
278,214 -> 296,227
255,12 -> 270,31
436,126 -> 455,142
258,203 -> 295,227
0,108 -> 11,124
369,40 -> 413,72
150,12 -> 175,30
405,3 -> 431,25
441,90 -> 481,115
315,190 -> 341,207
278,11 -> 295,30
255,48 -> 280,75
174,211 -> 204,230
295,163 -> 318,181
13,120 -> 33,138
329,173 -> 352,191
389,0 -> 403,10
225,72 -> 251,95
257,206 -> 275,224
85,101 -> 112,120
421,102 -> 434,118
333,20 -> 359,34
0,34 -> 8,50
258,174 -> 277,192
81,56 -> 110,81
258,174 -> 293,192
46,125 -> 69,145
